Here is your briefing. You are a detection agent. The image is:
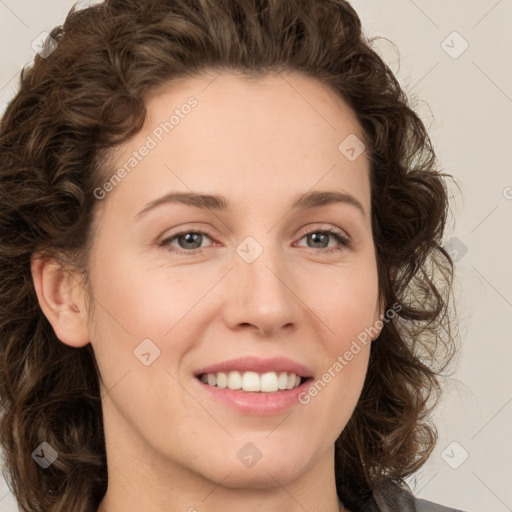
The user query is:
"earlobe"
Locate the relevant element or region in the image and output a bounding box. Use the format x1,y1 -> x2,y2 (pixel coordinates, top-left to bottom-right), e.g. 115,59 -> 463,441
30,253 -> 90,348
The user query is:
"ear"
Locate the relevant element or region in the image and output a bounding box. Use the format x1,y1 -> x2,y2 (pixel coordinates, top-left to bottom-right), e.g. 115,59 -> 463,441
30,253 -> 90,347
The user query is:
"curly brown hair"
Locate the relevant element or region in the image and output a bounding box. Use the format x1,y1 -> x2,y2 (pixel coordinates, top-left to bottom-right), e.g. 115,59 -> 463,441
0,0 -> 458,511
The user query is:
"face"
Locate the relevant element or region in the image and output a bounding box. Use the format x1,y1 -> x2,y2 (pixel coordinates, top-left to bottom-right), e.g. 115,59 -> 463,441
85,71 -> 383,489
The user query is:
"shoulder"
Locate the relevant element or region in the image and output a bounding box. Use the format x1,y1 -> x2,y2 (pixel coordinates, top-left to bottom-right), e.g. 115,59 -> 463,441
371,479 -> 468,512
414,497 -> 467,512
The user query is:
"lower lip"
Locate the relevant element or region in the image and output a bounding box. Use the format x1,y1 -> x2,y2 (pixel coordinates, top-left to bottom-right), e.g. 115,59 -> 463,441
193,377 -> 313,415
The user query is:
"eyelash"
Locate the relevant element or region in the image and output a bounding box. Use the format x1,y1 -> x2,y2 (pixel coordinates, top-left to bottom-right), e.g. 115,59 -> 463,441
159,227 -> 351,256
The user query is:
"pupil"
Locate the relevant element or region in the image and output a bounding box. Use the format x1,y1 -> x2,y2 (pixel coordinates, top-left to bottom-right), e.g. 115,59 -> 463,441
181,233 -> 201,249
309,232 -> 327,248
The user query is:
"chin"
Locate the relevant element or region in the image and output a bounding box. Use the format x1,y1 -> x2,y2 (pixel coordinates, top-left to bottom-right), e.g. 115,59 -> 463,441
189,443 -> 315,489
210,461 -> 307,489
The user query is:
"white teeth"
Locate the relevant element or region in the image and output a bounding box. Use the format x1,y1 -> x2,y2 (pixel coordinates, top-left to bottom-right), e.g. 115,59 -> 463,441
286,373 -> 297,389
199,370 -> 304,392
260,372 -> 278,392
277,371 -> 288,390
227,371 -> 242,390
216,371 -> 228,389
242,371 -> 260,392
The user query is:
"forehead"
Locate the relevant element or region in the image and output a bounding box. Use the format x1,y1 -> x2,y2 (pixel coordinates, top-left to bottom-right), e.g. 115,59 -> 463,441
145,70 -> 366,153
99,71 -> 370,218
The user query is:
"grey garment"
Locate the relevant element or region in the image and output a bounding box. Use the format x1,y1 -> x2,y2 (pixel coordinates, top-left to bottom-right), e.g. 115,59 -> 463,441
414,497 -> 467,512
371,481 -> 467,512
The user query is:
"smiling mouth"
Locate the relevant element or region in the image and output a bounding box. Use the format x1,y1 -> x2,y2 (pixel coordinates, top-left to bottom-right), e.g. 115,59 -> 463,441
196,370 -> 309,393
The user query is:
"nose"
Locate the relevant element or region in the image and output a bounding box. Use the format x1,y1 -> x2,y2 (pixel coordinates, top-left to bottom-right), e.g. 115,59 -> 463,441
220,241 -> 301,338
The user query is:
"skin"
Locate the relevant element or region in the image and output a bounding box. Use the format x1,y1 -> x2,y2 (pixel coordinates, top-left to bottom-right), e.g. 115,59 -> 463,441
31,71 -> 384,512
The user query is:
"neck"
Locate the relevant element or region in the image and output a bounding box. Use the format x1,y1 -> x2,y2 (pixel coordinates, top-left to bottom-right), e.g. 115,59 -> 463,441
97,425 -> 345,512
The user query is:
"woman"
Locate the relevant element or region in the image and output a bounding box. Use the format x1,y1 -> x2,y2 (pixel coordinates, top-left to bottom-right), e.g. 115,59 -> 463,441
0,1 -> 463,511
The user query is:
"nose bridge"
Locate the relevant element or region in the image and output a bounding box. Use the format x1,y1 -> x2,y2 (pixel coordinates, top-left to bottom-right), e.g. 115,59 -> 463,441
238,234 -> 289,301
225,233 -> 298,334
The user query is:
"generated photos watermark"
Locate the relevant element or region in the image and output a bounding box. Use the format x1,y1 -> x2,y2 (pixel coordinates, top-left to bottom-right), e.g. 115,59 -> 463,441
298,302 -> 402,405
94,96 -> 198,200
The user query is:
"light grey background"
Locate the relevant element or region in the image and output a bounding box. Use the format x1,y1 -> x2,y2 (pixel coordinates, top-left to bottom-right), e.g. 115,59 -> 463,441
1,1 -> 511,511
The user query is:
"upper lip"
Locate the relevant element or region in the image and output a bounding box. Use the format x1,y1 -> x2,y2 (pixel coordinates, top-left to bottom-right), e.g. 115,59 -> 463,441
194,356 -> 313,378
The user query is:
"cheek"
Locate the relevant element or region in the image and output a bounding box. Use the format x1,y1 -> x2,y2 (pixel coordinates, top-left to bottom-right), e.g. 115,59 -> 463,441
89,254 -> 205,339
86,253 -> 217,400
311,262 -> 380,346
293,260 -> 378,409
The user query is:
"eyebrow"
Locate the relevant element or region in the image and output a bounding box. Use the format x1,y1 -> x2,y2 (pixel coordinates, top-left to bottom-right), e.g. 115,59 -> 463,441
135,189 -> 366,219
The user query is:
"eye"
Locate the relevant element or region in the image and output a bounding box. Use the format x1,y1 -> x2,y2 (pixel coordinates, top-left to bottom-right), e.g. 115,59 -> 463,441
296,228 -> 351,254
159,227 -> 351,255
160,230 -> 213,254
